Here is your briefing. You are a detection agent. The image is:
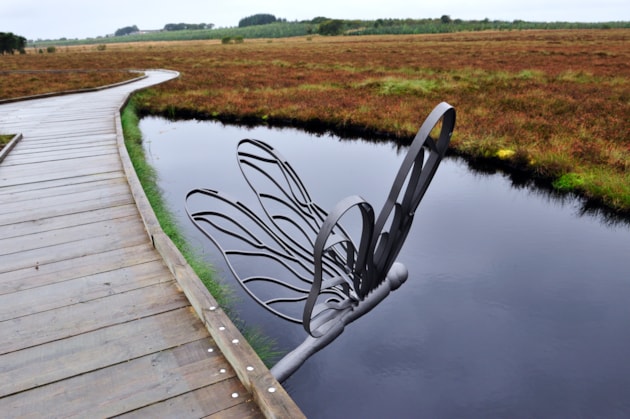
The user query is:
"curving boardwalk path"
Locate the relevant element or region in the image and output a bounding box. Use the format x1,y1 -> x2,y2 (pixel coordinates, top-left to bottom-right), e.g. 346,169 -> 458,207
0,71 -> 303,418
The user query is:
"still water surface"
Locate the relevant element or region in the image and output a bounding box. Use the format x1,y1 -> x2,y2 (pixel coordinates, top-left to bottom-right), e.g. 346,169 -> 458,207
140,117 -> 630,418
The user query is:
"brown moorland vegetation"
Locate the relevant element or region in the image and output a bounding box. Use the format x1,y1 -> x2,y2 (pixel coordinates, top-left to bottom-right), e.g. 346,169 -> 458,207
0,69 -> 140,99
0,30 -> 628,213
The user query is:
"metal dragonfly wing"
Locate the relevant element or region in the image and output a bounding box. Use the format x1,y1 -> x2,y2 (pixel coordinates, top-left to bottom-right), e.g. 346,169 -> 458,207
185,102 -> 455,342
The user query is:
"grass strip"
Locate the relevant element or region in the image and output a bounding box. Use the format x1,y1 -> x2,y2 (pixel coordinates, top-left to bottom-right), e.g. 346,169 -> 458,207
121,98 -> 281,365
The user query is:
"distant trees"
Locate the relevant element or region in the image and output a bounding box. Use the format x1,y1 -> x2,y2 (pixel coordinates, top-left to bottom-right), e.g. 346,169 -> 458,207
163,23 -> 214,31
0,32 -> 26,55
318,19 -> 345,35
238,14 -> 279,28
114,25 -> 139,36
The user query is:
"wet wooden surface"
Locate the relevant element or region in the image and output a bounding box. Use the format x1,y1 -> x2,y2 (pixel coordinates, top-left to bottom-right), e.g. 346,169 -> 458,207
0,71 -> 302,418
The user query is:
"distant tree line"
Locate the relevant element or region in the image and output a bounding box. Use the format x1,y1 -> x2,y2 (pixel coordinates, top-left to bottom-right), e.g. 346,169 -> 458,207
114,25 -> 139,36
164,23 -> 214,31
308,16 -> 629,36
36,17 -> 628,46
0,32 -> 26,54
239,14 -> 286,28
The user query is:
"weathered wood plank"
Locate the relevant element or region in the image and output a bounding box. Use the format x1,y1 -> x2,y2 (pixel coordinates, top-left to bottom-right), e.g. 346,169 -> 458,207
12,133 -> 116,149
0,280 -> 188,355
0,171 -> 123,196
1,339 -> 239,418
1,215 -> 141,255
0,203 -> 137,240
0,162 -> 122,188
205,402 -> 265,419
0,259 -> 171,321
0,243 -> 159,295
0,221 -> 147,274
0,154 -> 120,179
0,179 -> 131,215
0,191 -> 134,227
12,132 -> 114,145
0,171 -> 124,202
19,126 -> 113,138
116,378 -> 258,419
7,139 -> 115,155
0,176 -> 128,207
1,145 -> 117,166
0,307 -> 209,397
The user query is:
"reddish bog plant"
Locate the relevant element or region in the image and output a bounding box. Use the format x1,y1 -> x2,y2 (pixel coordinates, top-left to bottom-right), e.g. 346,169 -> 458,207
1,30 -> 628,212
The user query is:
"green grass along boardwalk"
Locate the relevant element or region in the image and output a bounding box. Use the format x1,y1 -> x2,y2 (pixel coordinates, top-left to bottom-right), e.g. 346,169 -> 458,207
0,70 -> 304,418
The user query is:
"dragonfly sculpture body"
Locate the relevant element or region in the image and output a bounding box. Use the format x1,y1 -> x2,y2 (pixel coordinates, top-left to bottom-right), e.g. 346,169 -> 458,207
186,102 -> 455,381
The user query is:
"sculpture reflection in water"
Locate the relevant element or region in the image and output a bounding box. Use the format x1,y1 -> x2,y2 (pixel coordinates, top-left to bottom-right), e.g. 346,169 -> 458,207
185,102 -> 456,382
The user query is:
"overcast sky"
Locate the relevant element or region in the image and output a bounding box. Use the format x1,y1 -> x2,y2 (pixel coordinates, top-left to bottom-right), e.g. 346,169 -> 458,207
1,0 -> 628,40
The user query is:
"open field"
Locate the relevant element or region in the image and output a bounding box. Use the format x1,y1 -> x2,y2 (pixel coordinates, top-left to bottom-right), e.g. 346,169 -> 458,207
1,30 -> 628,213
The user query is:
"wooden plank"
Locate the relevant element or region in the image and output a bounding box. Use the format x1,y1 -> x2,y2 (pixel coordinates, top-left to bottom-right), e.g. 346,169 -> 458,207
1,145 -> 117,166
0,220 -> 147,274
0,259 -> 170,321
0,280 -> 188,355
13,133 -> 116,149
0,176 -> 128,207
205,401 -> 265,419
0,179 -> 131,215
0,171 -> 123,196
1,215 -> 141,255
8,140 -> 116,155
0,191 -> 133,227
0,243 -> 160,295
0,163 -> 122,188
0,307 -> 209,397
20,124 -> 113,135
13,130 -> 115,142
117,378 -> 258,419
1,339 -> 239,418
0,154 -> 120,178
0,203 -> 137,240
19,129 -> 114,142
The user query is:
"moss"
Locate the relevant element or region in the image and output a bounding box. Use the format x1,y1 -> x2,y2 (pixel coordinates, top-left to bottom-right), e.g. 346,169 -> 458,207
553,172 -> 587,191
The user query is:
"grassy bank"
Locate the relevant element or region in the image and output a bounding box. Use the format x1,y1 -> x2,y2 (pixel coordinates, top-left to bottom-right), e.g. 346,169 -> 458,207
120,99 -> 231,305
121,99 -> 280,365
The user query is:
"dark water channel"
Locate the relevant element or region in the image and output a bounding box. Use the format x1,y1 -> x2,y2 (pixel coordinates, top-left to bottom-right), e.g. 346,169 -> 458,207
139,116 -> 630,418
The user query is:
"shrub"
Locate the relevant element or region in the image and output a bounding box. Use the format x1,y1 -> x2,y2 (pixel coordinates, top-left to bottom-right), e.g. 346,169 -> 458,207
46,46 -> 56,53
318,19 -> 345,36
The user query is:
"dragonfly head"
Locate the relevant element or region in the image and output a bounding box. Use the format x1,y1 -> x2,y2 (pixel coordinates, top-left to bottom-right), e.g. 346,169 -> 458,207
385,262 -> 408,290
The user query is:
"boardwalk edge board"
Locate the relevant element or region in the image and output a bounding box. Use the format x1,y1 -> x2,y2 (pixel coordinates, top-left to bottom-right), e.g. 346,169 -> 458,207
0,133 -> 23,164
115,70 -> 305,418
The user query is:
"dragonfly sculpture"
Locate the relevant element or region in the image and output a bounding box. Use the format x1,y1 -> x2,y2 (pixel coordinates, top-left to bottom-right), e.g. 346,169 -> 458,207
185,102 -> 455,382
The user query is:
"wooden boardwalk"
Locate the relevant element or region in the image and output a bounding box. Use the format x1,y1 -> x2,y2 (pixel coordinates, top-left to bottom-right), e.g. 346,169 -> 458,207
0,71 -> 303,418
